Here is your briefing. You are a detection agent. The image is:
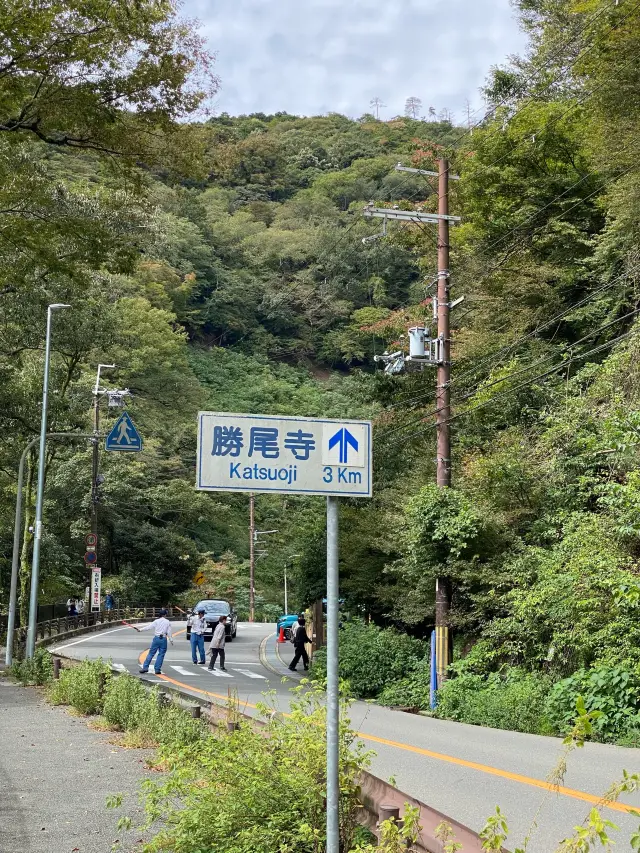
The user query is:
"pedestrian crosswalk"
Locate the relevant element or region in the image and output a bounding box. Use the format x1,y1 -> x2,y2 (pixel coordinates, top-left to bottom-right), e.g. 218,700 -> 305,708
166,665 -> 267,680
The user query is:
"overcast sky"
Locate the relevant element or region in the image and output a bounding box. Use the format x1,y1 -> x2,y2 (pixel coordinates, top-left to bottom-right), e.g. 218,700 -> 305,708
184,0 -> 528,122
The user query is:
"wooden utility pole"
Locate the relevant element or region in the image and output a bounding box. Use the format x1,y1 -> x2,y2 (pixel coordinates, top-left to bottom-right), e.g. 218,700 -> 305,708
249,493 -> 255,622
435,158 -> 452,687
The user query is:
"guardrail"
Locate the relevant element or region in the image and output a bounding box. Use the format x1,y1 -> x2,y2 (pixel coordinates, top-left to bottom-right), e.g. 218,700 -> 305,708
48,647 -> 498,853
9,606 -> 182,660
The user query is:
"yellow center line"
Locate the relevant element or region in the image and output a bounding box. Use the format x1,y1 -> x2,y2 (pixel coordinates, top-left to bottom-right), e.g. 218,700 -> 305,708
358,732 -> 639,816
138,627 -> 186,665
133,653 -> 639,817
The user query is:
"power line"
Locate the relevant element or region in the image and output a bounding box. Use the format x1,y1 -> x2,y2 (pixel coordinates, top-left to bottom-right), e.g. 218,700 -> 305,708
450,251 -> 640,389
394,328 -> 636,447
441,329 -> 635,430
387,259 -> 640,410
377,296 -> 640,439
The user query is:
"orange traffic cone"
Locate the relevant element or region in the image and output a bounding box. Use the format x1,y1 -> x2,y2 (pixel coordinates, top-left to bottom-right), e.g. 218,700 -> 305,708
278,626 -> 286,643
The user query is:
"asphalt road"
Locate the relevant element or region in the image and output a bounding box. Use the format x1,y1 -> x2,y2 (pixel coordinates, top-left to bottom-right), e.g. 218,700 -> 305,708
51,622 -> 640,852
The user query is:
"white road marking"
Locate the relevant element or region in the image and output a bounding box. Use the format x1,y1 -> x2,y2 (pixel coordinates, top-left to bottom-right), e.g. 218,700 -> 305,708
50,625 -> 130,652
232,669 -> 267,680
172,666 -> 197,676
112,663 -> 127,672
206,669 -> 233,678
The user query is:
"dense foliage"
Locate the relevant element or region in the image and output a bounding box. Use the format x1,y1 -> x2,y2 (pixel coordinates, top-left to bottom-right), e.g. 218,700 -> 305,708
3,0 -> 640,740
311,620 -> 428,699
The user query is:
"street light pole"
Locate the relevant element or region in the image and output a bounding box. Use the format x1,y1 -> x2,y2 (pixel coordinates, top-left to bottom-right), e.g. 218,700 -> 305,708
26,303 -> 70,658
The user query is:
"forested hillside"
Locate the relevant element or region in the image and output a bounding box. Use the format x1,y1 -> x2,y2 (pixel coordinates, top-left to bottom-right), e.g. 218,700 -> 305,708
2,0 -> 640,736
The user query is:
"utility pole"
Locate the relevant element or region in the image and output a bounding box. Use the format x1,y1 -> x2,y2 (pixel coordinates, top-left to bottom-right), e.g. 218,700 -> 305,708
363,165 -> 460,687
249,493 -> 255,622
91,365 -> 115,541
435,158 -> 452,687
284,554 -> 301,615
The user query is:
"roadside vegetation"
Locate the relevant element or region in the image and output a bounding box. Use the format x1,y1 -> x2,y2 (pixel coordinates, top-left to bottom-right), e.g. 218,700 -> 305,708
3,0 -> 640,747
311,621 -> 640,746
10,654 -> 640,852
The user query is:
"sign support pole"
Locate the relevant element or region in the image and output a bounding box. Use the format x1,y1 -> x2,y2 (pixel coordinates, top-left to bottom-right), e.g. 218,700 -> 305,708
326,495 -> 339,853
249,493 -> 255,622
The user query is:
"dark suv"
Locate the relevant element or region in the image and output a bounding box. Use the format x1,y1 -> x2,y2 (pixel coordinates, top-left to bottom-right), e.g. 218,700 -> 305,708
186,599 -> 238,642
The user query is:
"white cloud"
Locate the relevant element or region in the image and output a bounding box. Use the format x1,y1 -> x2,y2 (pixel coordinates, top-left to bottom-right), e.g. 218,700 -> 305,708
185,0 -> 528,121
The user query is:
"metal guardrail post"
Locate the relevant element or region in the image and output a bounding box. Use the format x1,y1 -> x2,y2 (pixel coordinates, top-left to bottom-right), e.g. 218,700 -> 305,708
378,805 -> 401,825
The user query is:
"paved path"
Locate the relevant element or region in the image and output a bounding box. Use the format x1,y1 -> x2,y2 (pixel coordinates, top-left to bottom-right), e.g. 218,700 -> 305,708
0,678 -> 152,853
51,621 -> 640,852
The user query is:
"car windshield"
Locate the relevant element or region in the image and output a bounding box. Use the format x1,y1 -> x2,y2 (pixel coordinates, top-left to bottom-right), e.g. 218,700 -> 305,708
195,600 -> 230,615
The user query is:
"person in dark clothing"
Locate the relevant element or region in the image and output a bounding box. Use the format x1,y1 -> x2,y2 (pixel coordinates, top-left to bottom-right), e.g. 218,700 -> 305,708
288,616 -> 311,671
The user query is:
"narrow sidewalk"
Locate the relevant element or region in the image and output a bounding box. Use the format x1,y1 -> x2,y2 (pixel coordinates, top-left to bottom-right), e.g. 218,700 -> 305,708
0,677 -> 153,853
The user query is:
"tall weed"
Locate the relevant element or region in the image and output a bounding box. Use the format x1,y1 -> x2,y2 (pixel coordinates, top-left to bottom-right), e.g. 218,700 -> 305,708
11,648 -> 53,686
435,669 -> 554,734
47,659 -> 111,715
545,665 -> 640,742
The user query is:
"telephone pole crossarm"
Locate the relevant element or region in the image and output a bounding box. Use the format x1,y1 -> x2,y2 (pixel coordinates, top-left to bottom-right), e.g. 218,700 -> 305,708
395,163 -> 460,180
363,205 -> 461,224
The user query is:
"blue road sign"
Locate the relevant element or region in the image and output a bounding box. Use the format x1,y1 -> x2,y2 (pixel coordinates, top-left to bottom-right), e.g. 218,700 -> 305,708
328,427 -> 358,464
196,413 -> 372,497
105,412 -> 143,453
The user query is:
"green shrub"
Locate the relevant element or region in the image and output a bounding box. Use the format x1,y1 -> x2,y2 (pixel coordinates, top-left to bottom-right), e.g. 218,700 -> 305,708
47,659 -> 111,715
545,664 -> 640,742
311,620 -> 428,699
378,659 -> 432,709
435,668 -> 554,734
128,689 -> 207,748
102,672 -> 207,746
102,672 -> 148,730
11,648 -> 53,686
136,685 -> 369,853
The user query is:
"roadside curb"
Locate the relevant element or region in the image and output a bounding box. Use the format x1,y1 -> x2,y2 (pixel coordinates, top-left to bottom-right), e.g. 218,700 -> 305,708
259,632 -> 296,680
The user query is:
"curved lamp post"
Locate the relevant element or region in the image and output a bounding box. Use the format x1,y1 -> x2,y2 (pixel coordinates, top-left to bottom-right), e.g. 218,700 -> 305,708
26,304 -> 70,658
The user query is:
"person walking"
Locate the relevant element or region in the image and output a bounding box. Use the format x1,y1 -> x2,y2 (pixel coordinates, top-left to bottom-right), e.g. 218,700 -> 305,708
104,591 -> 115,611
66,597 -> 76,617
134,609 -> 173,675
76,598 -> 85,616
189,608 -> 207,665
289,616 -> 311,672
207,615 -> 227,671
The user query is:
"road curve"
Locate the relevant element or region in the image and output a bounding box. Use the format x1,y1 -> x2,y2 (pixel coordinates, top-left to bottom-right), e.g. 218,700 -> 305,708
50,622 -> 640,852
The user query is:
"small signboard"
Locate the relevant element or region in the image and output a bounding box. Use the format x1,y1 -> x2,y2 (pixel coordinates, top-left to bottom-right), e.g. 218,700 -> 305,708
91,566 -> 102,612
105,412 -> 142,452
196,413 -> 372,497
193,570 -> 206,586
